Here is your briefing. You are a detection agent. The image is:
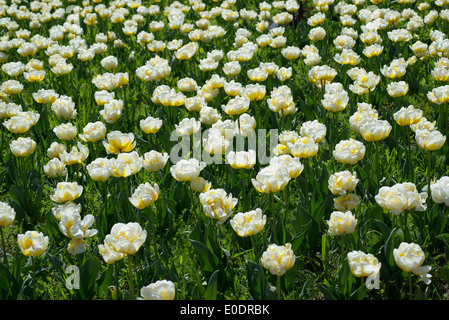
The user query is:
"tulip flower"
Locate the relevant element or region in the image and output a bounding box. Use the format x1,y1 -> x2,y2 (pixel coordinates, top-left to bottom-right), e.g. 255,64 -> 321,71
44,158 -> 68,178
17,230 -> 49,299
10,137 -> 36,157
359,119 -> 392,142
394,242 -> 432,299
50,181 -> 83,204
189,176 -> 211,193
261,243 -> 295,276
261,243 -> 295,299
175,118 -> 201,136
327,211 -> 357,236
430,176 -> 449,206
140,116 -> 163,134
103,222 -> 147,299
300,120 -> 327,143
287,136 -> 319,159
58,209 -> 97,255
394,105 -> 423,126
333,139 -> 366,165
334,193 -> 361,211
94,90 -> 115,106
347,250 -> 381,290
129,183 -> 159,210
375,182 -> 427,215
251,164 -> 291,194
140,280 -> 176,300
230,208 -> 267,238
33,89 -> 58,104
142,151 -> 169,173
0,201 -> 15,265
79,121 -> 107,143
53,123 -> 78,141
170,158 -> 207,182
328,170 -> 359,196
17,230 -> 49,258
51,95 -> 77,119
415,129 -> 446,151
387,81 -> 409,98
102,131 -> 136,154
59,143 -> 89,166
108,152 -> 143,178
199,188 -> 238,224
226,150 -> 257,170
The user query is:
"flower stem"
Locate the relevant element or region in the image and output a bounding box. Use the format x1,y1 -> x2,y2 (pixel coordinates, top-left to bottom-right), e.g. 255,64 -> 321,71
114,262 -> 120,300
374,141 -> 380,175
103,180 -> 110,223
360,277 -> 365,300
277,275 -> 281,300
427,150 -> 431,210
402,211 -> 410,242
147,205 -> 158,258
250,235 -> 257,262
409,273 -> 413,300
269,193 -> 277,244
0,227 -> 7,265
32,256 -> 36,300
127,255 -> 135,300
304,158 -> 310,208
242,169 -> 248,212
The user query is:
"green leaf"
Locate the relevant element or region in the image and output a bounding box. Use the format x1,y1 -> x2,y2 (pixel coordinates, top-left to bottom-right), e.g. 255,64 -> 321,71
290,230 -> 306,251
246,260 -> 266,300
436,233 -> 449,260
294,205 -> 320,250
374,219 -> 391,240
318,283 -> 339,300
47,253 -> 66,282
317,164 -> 329,199
0,263 -> 11,293
384,227 -> 399,268
191,283 -> 203,300
204,269 -> 219,300
96,264 -> 113,298
188,239 -> 221,274
80,257 -> 102,300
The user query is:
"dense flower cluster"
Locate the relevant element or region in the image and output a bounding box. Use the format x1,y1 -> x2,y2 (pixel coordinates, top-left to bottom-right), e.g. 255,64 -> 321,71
0,0 -> 446,301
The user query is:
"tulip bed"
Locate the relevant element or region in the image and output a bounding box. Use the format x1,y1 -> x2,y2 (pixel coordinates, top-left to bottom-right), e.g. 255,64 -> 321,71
0,0 -> 449,301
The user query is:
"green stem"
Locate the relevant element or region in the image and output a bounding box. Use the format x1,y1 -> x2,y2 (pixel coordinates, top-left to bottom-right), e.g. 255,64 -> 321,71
360,277 -> 365,300
127,254 -> 135,300
32,256 -> 36,300
103,180 -> 110,223
402,211 -> 410,242
269,193 -> 277,244
114,262 -> 120,300
147,205 -> 158,258
374,141 -> 379,174
0,227 -> 7,265
409,273 -> 413,300
277,275 -> 281,300
242,169 -> 248,212
427,150 -> 432,213
125,177 -> 131,221
0,119 -> 3,163
250,235 -> 257,262
305,158 -> 310,208
339,235 -> 348,295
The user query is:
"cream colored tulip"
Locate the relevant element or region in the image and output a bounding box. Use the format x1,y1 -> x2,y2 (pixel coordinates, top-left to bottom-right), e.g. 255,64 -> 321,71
17,231 -> 49,257
260,243 -> 295,276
